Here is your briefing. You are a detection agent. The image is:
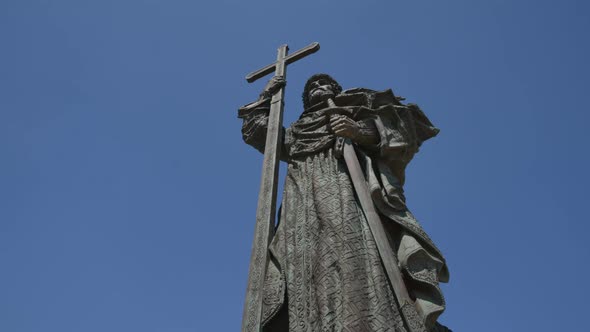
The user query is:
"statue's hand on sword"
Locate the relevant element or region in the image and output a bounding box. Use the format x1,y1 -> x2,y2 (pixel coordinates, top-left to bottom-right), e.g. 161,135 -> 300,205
329,115 -> 360,140
329,114 -> 380,147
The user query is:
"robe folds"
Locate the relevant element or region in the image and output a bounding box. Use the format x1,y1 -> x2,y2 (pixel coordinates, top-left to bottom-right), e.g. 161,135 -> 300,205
239,88 -> 450,332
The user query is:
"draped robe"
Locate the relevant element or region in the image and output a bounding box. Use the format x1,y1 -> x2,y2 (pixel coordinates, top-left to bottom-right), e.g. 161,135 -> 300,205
239,88 -> 450,332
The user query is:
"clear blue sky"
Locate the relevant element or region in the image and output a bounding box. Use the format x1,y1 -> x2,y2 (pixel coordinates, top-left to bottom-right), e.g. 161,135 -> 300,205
1,1 -> 589,331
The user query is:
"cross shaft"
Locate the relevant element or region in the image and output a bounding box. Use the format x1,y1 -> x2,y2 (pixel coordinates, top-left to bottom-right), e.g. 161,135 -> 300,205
241,42 -> 320,332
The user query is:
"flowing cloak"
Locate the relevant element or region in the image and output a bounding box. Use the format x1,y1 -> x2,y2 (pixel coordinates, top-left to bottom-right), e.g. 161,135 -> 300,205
239,88 -> 450,332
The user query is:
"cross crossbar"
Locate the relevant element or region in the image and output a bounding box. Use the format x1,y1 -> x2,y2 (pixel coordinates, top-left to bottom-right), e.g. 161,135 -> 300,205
245,42 -> 320,83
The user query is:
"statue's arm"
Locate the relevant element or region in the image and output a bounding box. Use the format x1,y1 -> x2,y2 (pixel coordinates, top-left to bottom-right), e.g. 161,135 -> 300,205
238,76 -> 289,159
354,118 -> 380,147
373,103 -> 439,161
238,104 -> 290,160
238,102 -> 271,153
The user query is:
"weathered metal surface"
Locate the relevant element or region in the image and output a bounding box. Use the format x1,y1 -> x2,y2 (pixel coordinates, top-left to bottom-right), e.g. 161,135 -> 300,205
239,69 -> 451,332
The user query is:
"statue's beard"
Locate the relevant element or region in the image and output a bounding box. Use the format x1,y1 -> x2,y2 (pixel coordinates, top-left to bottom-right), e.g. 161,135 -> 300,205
308,89 -> 335,107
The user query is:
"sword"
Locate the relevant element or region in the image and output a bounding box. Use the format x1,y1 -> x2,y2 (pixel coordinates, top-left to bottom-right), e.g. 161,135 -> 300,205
328,98 -> 428,332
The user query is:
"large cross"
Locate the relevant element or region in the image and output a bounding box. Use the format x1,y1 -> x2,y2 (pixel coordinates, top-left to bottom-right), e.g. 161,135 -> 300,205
241,42 -> 320,332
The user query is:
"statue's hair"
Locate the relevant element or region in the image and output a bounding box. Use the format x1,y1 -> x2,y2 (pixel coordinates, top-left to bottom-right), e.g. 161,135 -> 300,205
302,74 -> 343,110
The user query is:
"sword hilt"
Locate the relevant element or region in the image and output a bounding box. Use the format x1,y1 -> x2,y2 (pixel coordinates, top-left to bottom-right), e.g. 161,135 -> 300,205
327,98 -> 346,159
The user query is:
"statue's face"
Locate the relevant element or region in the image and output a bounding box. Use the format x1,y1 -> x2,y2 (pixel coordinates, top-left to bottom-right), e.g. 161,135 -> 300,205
308,78 -> 336,106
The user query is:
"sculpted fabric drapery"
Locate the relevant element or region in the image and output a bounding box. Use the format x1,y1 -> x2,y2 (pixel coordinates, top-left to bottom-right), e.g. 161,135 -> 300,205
239,88 -> 449,332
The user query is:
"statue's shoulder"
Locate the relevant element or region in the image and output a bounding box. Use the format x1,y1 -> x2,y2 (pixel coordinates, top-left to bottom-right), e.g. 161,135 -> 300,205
341,87 -> 379,95
339,88 -> 405,108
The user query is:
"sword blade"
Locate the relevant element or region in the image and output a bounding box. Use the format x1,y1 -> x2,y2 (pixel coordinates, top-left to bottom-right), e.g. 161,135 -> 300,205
342,142 -> 428,332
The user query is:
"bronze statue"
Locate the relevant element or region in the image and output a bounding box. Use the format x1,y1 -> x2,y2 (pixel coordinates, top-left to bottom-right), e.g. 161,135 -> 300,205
239,44 -> 450,332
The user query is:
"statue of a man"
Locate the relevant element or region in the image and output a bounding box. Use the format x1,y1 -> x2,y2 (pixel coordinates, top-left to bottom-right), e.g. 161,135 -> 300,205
239,74 -> 450,332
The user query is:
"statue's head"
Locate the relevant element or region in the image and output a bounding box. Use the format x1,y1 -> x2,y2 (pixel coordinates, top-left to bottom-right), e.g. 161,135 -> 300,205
302,74 -> 342,110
